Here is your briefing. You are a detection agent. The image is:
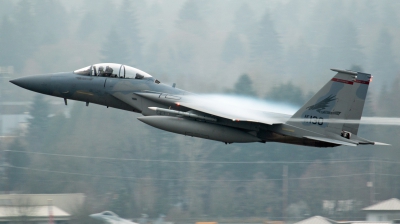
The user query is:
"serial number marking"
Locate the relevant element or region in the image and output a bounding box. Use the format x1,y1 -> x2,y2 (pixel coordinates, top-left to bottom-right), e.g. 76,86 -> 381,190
304,115 -> 324,125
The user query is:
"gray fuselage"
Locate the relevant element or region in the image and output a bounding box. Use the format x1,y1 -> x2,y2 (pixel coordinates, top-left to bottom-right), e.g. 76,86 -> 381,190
10,68 -> 340,147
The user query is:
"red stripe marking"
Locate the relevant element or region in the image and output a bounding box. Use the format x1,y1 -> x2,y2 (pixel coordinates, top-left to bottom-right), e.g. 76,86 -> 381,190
354,79 -> 370,85
331,78 -> 353,85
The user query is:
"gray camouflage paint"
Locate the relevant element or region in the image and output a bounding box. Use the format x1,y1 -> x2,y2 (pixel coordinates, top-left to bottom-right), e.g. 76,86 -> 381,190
10,64 -> 378,147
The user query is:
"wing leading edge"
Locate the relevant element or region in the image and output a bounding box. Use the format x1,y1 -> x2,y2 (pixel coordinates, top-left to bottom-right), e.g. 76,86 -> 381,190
178,101 -> 290,125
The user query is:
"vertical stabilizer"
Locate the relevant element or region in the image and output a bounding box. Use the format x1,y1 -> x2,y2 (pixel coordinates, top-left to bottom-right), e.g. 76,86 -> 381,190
286,69 -> 370,136
342,72 -> 371,134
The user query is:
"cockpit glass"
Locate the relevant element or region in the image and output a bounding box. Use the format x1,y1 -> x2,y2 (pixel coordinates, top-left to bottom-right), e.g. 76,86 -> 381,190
73,66 -> 91,75
124,66 -> 152,79
74,63 -> 154,80
92,63 -> 120,77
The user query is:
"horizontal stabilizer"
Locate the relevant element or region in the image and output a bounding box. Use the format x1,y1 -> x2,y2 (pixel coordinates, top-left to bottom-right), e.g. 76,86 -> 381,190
304,136 -> 357,147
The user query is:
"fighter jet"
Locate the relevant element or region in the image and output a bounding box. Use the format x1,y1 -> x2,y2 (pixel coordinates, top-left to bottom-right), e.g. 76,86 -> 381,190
90,211 -> 137,224
10,63 -> 389,147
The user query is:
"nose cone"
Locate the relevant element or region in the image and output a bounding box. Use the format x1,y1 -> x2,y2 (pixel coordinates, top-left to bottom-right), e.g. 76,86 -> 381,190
10,74 -> 53,94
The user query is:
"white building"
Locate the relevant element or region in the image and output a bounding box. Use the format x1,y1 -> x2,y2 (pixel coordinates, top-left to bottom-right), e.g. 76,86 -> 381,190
0,205 -> 70,224
363,198 -> 400,222
294,199 -> 400,224
294,215 -> 337,224
0,193 -> 85,224
294,215 -> 395,224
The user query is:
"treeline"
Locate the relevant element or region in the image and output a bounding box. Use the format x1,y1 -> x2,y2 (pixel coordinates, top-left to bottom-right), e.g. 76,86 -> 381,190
2,0 -> 400,222
1,0 -> 399,92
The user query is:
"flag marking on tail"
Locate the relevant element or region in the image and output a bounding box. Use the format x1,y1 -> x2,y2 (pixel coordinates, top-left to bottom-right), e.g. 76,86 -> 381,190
354,79 -> 370,85
331,78 -> 354,85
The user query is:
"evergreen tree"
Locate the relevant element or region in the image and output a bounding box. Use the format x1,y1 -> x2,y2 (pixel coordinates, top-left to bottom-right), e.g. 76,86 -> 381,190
77,0 -> 117,40
230,3 -> 256,62
315,20 -> 364,75
265,82 -> 306,106
178,0 -> 201,22
371,29 -> 399,84
220,31 -> 244,63
117,0 -> 142,65
304,0 -> 345,45
353,0 -> 378,26
233,3 -> 256,38
6,139 -> 30,191
77,12 -> 99,40
229,74 -> 257,97
101,28 -> 131,64
350,65 -> 364,73
109,188 -> 131,218
0,1 -> 14,18
0,17 -> 18,67
0,1 -> 38,71
284,39 -> 313,77
379,0 -> 400,26
26,94 -> 50,152
377,83 -> 389,116
176,0 -> 204,36
13,0 -> 38,71
33,0 -> 67,44
250,10 -> 282,72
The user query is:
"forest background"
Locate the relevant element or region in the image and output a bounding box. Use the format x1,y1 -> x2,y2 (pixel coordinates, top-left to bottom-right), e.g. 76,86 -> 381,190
1,0 -> 400,223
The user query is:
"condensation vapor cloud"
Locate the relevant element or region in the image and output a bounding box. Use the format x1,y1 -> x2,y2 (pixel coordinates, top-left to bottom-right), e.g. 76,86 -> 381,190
190,94 -> 298,114
185,94 -> 400,126
183,94 -> 298,123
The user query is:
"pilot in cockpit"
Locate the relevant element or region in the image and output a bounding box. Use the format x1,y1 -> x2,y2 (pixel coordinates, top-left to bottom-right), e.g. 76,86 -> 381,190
98,66 -> 104,76
104,66 -> 113,77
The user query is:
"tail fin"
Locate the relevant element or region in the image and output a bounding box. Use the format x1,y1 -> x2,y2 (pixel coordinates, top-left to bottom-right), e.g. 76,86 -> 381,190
286,69 -> 371,136
342,72 -> 371,134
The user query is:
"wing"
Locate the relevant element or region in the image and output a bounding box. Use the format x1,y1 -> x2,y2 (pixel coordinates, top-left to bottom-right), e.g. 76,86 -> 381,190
120,92 -> 293,125
177,95 -> 292,125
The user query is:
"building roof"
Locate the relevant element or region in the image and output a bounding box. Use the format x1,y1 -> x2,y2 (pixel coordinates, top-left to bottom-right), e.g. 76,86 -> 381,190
294,216 -> 337,224
342,222 -> 391,224
295,216 -> 394,224
363,198 -> 400,211
0,194 -> 85,214
0,205 -> 70,221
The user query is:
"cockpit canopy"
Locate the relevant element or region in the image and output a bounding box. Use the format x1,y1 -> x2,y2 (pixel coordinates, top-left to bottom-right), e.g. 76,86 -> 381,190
74,63 -> 153,80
